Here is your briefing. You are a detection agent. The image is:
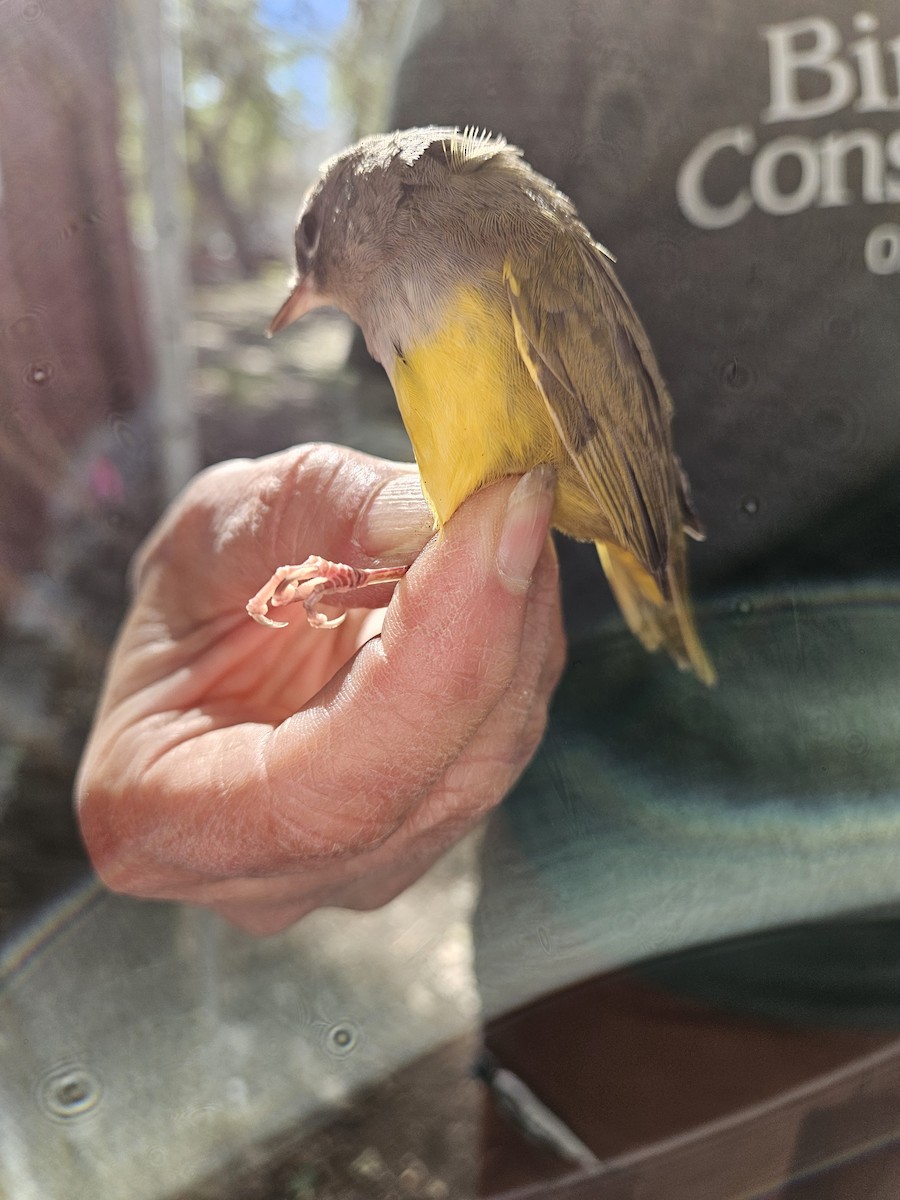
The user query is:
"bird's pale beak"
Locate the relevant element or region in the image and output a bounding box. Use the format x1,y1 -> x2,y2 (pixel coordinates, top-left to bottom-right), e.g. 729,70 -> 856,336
267,275 -> 319,337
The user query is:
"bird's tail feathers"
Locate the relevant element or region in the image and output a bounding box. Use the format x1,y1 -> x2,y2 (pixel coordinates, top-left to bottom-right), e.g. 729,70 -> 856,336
596,541 -> 716,686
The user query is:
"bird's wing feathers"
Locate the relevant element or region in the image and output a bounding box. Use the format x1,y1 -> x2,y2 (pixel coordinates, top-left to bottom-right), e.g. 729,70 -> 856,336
504,235 -> 692,585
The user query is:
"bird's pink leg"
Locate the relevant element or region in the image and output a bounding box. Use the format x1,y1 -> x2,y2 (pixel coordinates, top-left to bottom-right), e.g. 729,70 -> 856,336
246,555 -> 409,629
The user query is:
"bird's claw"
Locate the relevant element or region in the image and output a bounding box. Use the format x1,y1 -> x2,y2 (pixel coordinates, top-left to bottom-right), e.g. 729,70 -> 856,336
246,555 -> 408,629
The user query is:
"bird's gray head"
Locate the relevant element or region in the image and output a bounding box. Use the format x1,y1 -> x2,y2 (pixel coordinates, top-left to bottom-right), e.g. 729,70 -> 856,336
267,126 -> 530,337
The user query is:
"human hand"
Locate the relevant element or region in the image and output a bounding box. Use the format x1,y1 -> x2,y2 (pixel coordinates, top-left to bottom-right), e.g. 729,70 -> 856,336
75,443 -> 565,934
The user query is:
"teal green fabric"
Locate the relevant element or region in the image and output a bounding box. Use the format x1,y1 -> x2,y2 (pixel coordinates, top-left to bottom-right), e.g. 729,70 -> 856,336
474,587 -> 900,1021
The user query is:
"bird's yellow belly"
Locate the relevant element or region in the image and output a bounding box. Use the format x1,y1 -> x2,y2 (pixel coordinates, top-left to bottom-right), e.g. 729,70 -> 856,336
392,286 -> 558,528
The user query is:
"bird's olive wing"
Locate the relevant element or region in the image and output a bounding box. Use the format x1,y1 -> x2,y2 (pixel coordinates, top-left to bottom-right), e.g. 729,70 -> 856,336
504,238 -> 692,582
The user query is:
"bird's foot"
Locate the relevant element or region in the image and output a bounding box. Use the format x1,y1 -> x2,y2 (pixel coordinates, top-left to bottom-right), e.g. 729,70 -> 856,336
246,555 -> 409,629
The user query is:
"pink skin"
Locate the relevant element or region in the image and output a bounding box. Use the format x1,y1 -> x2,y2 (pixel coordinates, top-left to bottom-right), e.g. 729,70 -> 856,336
75,443 -> 564,935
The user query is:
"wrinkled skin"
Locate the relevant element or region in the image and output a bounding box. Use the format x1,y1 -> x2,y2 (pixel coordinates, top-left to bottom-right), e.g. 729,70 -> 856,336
76,444 -> 565,935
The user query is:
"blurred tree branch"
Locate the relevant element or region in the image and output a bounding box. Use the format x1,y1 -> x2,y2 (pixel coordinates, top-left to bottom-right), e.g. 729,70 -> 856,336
160,0 -> 417,279
180,0 -> 311,277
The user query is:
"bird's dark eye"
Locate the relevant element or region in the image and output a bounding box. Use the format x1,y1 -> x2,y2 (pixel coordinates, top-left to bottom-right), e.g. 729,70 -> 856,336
296,209 -> 321,259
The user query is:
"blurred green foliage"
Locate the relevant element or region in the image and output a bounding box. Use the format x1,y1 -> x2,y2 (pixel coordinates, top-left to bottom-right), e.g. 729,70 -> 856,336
118,0 -> 416,280
181,0 -> 312,275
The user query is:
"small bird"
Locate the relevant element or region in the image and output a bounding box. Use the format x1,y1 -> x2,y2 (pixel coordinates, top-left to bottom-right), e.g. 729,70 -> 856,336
247,126 -> 715,685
